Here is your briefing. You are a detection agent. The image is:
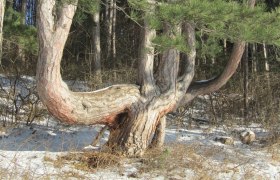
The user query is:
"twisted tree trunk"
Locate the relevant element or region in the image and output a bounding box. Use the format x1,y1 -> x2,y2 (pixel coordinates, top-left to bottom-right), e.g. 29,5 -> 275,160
36,0 -> 255,157
36,0 -> 140,126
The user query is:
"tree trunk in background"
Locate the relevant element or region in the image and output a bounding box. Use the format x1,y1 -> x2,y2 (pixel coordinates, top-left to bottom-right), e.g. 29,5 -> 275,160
91,11 -> 102,86
0,0 -> 5,66
112,0 -> 116,65
263,43 -> 269,71
105,0 -> 116,67
243,43 -> 249,121
263,42 -> 271,109
21,0 -> 27,25
211,57 -> 215,64
106,0 -> 113,63
251,43 -> 257,73
223,39 -> 227,55
18,0 -> 27,65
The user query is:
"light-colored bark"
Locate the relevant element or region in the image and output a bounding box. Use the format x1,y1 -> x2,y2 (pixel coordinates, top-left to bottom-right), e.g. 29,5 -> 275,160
36,0 -> 255,157
112,0 -> 116,63
37,0 -> 195,156
223,39 -> 227,55
91,10 -> 102,84
92,126 -> 108,146
181,41 -> 246,104
181,0 -> 256,105
137,16 -> 157,97
150,116 -> 166,148
263,43 -> 270,71
106,0 -> 113,61
243,43 -> 249,120
156,22 -> 180,93
21,0 -> 27,25
251,43 -> 257,73
0,0 -> 5,66
36,0 -> 140,126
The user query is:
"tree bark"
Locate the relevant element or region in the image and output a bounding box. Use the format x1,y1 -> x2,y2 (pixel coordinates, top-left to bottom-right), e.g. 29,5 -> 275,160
36,0 -> 255,157
36,0 -> 140,126
17,0 -> 27,65
21,0 -> 27,25
263,43 -> 269,71
180,0 -> 256,105
243,43 -> 249,120
91,10 -> 102,85
106,7 -> 195,156
0,0 -> 5,66
137,14 -> 157,97
251,43 -> 257,73
112,0 -> 116,64
150,116 -> 166,148
106,0 -> 113,62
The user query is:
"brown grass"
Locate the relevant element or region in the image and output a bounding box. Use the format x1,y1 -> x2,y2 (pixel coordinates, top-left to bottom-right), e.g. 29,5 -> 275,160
134,142 -> 274,180
56,152 -> 121,171
137,143 -> 214,179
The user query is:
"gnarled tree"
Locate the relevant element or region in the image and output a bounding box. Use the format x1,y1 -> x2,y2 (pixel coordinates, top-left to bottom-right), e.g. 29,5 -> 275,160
36,0 -> 280,156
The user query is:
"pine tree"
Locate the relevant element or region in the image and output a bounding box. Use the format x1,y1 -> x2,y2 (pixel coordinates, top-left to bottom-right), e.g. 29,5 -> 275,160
36,0 -> 280,156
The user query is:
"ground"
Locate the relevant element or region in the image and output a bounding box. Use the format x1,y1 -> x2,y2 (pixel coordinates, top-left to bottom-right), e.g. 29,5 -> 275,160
0,118 -> 279,179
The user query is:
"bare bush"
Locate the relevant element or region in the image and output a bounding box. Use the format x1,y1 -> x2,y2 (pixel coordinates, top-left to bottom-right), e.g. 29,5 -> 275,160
0,75 -> 47,127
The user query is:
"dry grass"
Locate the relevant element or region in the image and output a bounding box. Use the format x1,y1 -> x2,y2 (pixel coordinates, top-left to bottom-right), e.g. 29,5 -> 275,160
52,151 -> 121,171
134,142 -> 274,180
137,143 -> 213,179
261,130 -> 280,163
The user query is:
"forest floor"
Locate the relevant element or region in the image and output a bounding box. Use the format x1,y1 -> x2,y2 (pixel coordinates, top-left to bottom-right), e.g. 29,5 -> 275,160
0,118 -> 279,179
0,75 -> 279,179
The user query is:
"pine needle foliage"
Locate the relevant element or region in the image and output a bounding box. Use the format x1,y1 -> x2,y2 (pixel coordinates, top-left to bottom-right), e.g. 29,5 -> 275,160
128,0 -> 280,54
78,0 -> 99,14
3,7 -> 38,55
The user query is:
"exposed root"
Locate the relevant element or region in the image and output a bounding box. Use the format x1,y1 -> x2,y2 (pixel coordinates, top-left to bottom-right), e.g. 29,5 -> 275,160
91,126 -> 108,146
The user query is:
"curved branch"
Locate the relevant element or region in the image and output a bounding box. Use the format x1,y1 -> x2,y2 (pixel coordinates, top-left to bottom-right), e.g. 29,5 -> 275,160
36,0 -> 141,126
181,41 -> 245,104
178,22 -> 196,92
180,0 -> 256,105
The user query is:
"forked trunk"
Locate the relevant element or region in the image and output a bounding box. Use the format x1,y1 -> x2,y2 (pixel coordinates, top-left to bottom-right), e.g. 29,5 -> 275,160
36,0 -> 253,157
107,99 -> 173,156
107,106 -> 160,156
